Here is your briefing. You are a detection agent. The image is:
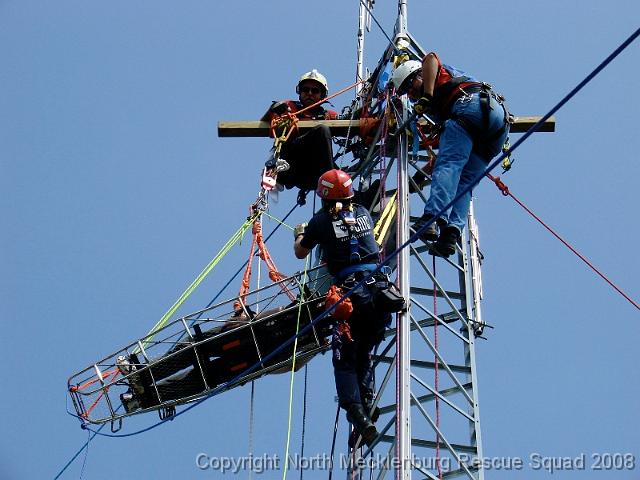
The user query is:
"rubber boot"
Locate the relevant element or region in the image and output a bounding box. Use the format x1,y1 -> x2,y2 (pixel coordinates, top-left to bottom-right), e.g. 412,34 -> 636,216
429,225 -> 461,258
346,403 -> 378,447
412,213 -> 439,243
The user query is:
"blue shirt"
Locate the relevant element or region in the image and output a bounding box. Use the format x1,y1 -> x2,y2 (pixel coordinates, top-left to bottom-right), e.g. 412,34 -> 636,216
300,203 -> 379,276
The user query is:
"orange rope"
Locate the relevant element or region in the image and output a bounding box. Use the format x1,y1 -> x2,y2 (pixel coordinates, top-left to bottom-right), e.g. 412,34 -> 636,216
295,79 -> 365,118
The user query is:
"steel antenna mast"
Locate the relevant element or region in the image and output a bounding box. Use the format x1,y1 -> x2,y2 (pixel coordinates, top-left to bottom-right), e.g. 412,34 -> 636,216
394,1 -> 413,479
358,1 -> 489,478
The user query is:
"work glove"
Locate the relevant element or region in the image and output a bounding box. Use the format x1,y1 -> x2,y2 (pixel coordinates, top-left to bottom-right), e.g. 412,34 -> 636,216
293,223 -> 307,239
269,101 -> 290,116
413,95 -> 433,115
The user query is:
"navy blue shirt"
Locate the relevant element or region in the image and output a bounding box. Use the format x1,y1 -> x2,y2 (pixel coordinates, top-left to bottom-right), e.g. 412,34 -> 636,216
300,203 -> 380,276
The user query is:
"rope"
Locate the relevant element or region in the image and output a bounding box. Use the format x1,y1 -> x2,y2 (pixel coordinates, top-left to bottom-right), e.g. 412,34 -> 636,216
298,364 -> 309,480
137,214 -> 257,351
64,24 -> 640,447
262,211 -> 294,231
433,258 -> 442,480
281,255 -> 310,480
296,80 -> 365,119
79,428 -> 90,479
54,412 -> 111,479
327,404 -> 341,480
487,173 -> 640,311
248,381 -> 255,480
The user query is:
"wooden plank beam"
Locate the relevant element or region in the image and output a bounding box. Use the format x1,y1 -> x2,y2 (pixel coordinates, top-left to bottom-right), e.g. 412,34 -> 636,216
217,116 -> 555,138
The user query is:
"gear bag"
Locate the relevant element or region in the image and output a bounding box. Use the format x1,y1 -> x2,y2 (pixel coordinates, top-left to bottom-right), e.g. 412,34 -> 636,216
370,269 -> 405,313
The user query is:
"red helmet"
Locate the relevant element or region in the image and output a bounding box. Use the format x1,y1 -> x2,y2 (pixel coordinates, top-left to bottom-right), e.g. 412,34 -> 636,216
316,169 -> 354,200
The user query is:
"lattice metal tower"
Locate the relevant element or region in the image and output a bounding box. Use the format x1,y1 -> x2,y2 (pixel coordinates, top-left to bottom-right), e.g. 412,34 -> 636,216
354,3 -> 488,479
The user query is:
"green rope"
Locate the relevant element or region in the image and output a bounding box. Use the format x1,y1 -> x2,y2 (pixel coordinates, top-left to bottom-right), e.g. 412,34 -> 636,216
281,256 -> 310,480
262,211 -> 294,231
136,214 -> 257,351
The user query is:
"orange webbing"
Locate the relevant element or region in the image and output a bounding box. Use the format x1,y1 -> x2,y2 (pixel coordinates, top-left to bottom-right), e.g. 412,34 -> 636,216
254,220 -> 296,301
234,217 -> 296,311
71,368 -> 120,393
325,285 -> 353,321
234,225 -> 259,311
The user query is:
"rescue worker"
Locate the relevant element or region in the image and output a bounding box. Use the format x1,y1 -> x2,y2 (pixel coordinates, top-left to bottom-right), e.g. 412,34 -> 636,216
391,54 -> 510,257
293,169 -> 390,447
262,69 -> 338,193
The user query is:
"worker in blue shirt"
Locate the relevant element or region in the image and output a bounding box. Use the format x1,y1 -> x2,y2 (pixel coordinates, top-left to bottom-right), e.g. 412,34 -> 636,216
293,169 -> 390,447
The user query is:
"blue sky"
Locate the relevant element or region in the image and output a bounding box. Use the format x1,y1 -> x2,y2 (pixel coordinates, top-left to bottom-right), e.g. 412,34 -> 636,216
1,1 -> 639,479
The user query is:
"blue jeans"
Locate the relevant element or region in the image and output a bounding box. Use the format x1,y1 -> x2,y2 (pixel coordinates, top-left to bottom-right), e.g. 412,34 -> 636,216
424,93 -> 509,232
332,281 -> 390,408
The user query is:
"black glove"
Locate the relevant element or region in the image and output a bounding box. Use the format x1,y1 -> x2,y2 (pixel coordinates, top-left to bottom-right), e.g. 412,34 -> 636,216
269,101 -> 290,116
413,95 -> 433,115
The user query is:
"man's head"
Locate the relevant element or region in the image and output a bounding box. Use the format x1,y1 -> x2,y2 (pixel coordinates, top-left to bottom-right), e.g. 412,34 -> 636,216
317,169 -> 354,202
297,69 -> 328,107
391,60 -> 423,100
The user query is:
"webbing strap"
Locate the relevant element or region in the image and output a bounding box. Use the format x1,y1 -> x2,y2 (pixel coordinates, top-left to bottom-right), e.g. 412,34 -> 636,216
136,214 -> 257,351
374,191 -> 397,246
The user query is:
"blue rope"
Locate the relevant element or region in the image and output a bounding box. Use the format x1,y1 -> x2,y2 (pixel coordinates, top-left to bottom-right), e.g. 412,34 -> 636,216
54,414 -> 109,479
72,24 -> 640,440
57,203 -> 300,476
57,23 -> 640,469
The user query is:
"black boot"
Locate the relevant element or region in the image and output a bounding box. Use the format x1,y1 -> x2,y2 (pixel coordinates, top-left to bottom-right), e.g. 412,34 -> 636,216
429,226 -> 461,258
346,403 -> 378,447
362,398 -> 381,423
412,213 -> 439,243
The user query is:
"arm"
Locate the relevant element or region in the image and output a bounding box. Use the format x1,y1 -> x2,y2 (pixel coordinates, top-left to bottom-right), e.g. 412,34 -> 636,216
421,52 -> 439,98
293,222 -> 312,259
261,100 -> 291,122
294,236 -> 311,259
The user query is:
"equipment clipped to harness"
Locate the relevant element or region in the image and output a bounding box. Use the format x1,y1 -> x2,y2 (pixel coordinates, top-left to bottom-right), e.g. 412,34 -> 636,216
325,284 -> 353,321
326,284 -> 354,362
370,267 -> 406,313
331,202 -> 361,264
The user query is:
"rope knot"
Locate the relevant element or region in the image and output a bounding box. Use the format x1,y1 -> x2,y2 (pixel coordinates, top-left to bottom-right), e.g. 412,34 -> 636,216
492,175 -> 510,196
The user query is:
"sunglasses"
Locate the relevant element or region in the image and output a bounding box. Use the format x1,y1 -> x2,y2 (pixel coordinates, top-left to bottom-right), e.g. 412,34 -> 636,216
397,73 -> 419,96
300,86 -> 322,95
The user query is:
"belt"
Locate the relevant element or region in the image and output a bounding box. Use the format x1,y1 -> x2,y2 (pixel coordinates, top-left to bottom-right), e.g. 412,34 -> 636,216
334,263 -> 378,282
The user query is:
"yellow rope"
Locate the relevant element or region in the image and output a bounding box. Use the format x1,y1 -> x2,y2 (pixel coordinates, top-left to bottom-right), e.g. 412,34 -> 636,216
136,214 -> 258,352
262,211 -> 294,231
281,255 -> 310,480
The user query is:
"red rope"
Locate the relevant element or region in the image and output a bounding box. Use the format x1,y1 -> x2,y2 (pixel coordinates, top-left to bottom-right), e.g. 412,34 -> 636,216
487,173 -> 639,311
433,257 -> 442,480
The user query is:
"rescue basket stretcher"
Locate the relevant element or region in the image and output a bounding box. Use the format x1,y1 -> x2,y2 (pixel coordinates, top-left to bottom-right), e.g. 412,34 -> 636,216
67,269 -> 334,429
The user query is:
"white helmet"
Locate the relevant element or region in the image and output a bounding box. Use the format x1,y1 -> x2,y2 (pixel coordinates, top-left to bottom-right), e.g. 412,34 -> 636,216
297,69 -> 329,97
391,60 -> 422,93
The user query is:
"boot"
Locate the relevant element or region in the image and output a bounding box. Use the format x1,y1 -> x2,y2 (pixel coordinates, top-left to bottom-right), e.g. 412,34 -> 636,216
412,213 -> 438,243
362,398 -> 381,423
429,225 -> 461,258
346,403 -> 378,447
